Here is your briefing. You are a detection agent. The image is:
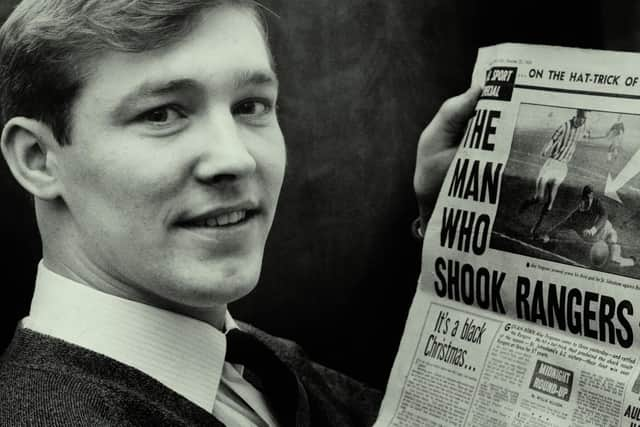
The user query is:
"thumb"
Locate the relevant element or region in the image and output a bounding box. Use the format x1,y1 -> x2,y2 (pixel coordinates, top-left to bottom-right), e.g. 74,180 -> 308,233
414,86 -> 482,219
416,85 -> 482,160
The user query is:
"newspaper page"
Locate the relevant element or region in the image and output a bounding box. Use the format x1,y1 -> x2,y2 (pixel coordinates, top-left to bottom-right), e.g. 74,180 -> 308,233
375,43 -> 640,427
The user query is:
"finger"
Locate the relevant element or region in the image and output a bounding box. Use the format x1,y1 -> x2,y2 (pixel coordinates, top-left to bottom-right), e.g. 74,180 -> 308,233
417,85 -> 482,159
415,147 -> 457,220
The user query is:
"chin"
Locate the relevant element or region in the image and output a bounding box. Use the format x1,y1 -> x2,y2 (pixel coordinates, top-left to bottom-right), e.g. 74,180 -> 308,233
165,265 -> 261,307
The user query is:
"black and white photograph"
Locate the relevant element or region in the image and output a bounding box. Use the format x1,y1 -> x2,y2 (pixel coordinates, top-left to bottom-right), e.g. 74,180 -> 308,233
0,0 -> 637,425
492,103 -> 640,277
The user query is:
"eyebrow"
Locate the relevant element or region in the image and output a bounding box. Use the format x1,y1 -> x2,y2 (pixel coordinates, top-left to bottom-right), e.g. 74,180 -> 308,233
126,79 -> 200,99
233,69 -> 279,90
111,70 -> 279,120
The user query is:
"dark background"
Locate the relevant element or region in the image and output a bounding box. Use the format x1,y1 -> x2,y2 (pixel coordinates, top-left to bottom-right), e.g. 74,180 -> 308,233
0,0 -> 634,389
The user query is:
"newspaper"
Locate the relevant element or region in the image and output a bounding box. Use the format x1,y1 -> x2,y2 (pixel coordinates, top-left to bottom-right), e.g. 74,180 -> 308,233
375,43 -> 640,427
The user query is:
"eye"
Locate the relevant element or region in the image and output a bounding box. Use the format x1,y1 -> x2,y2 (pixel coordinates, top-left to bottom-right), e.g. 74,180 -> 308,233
133,105 -> 189,136
139,106 -> 185,125
232,99 -> 272,117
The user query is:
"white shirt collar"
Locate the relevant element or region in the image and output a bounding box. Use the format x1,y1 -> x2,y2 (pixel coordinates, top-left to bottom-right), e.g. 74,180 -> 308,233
22,261 -> 233,413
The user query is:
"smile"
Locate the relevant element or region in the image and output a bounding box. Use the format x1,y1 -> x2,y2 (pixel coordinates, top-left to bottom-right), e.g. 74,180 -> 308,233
175,207 -> 259,246
190,210 -> 248,228
181,209 -> 256,229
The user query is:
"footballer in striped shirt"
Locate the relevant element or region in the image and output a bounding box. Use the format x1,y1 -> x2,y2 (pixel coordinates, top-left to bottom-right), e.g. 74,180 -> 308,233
519,109 -> 588,237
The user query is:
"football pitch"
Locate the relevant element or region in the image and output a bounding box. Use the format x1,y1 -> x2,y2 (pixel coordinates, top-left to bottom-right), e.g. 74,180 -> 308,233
490,127 -> 640,279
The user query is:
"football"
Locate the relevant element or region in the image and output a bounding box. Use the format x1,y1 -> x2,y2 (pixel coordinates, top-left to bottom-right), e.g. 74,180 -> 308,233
590,241 -> 609,267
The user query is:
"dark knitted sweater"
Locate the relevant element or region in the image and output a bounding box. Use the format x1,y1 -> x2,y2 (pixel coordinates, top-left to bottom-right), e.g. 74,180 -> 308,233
0,326 -> 381,426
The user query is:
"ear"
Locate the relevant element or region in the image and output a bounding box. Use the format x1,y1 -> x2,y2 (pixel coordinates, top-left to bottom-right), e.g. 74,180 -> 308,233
1,117 -> 63,200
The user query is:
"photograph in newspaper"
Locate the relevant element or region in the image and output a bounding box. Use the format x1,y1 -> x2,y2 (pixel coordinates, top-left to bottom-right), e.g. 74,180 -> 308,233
491,104 -> 640,278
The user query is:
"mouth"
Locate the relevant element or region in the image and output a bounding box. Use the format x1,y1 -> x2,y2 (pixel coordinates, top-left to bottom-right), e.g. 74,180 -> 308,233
177,208 -> 258,229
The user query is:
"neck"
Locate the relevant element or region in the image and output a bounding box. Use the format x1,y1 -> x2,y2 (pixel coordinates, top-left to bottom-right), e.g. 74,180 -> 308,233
40,256 -> 227,330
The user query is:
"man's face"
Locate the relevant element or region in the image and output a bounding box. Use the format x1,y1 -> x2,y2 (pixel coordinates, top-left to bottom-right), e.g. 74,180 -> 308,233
51,6 -> 285,308
579,193 -> 593,211
573,115 -> 586,128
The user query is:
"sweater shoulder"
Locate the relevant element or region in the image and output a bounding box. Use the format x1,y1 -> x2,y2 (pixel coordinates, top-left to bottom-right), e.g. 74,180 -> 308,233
0,329 -> 216,426
0,361 -> 124,426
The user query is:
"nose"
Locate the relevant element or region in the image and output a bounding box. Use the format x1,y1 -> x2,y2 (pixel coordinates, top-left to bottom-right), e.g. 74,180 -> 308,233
193,111 -> 257,184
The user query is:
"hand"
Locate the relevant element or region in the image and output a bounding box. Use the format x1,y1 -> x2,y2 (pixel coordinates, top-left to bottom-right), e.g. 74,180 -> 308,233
413,87 -> 482,224
583,227 -> 597,238
540,234 -> 550,243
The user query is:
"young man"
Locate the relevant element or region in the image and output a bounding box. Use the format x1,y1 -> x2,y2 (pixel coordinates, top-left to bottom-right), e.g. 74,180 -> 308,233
0,0 -> 480,425
519,109 -> 588,237
540,185 -> 635,267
